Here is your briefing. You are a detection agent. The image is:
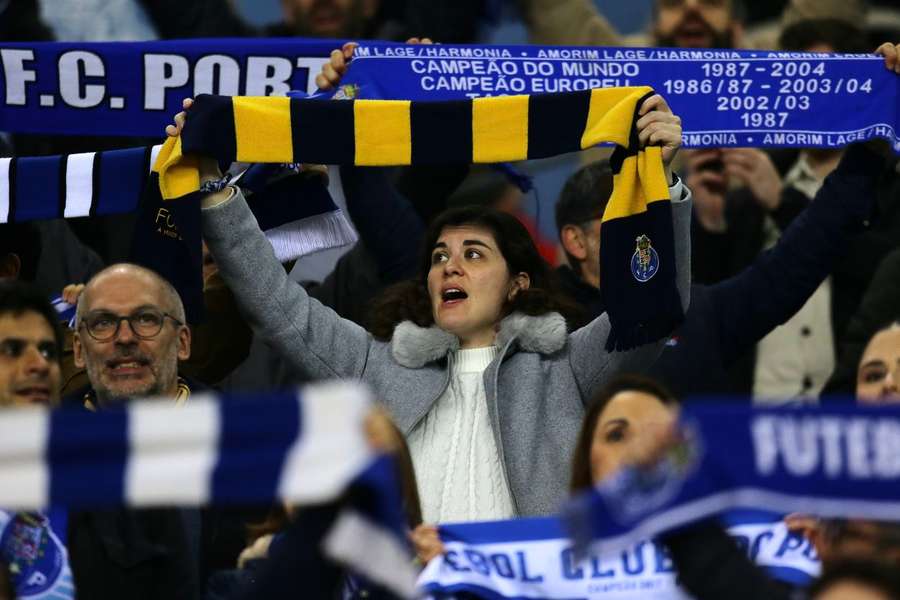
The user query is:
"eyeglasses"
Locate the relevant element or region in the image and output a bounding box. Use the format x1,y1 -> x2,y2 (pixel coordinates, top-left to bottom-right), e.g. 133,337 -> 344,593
80,309 -> 183,342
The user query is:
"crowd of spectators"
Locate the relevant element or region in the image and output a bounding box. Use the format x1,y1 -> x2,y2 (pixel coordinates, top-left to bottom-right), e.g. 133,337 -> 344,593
2,0 -> 900,598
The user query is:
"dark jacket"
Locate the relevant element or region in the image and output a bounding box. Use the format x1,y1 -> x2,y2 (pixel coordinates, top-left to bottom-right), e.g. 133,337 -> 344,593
558,144 -> 884,399
663,522 -> 799,600
67,507 -> 200,600
823,246 -> 900,396
689,147 -> 900,395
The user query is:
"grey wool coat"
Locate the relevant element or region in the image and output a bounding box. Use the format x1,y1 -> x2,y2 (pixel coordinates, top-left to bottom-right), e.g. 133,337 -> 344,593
202,185 -> 692,517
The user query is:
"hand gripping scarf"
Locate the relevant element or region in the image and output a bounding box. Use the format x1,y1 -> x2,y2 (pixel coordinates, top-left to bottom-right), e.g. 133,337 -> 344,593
156,87 -> 682,350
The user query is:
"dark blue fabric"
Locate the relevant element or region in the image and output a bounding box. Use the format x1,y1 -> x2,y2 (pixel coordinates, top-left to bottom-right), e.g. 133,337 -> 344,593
210,391 -> 300,504
128,173 -> 204,324
14,155 -> 61,221
96,146 -> 148,217
48,404 -> 128,508
245,171 -> 337,232
339,166 -> 424,282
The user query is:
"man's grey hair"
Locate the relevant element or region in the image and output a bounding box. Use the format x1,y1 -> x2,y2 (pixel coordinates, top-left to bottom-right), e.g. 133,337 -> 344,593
75,263 -> 186,326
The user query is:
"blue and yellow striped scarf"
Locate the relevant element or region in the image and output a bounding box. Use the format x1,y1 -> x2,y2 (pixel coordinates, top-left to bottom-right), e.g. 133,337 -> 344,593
157,88 -> 682,349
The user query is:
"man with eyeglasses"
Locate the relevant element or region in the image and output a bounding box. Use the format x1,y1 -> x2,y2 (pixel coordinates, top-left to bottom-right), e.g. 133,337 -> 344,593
0,281 -> 75,600
71,263 -> 191,409
63,263 -> 200,600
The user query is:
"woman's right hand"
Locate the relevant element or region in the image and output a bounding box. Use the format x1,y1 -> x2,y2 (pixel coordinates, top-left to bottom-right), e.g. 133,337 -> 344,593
410,523 -> 445,565
315,38 -> 434,92
164,97 -> 223,192
315,42 -> 358,91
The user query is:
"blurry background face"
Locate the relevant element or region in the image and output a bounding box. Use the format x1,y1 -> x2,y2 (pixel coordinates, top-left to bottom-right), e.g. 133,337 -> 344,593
0,310 -> 60,407
815,580 -> 892,600
856,326 -> 900,404
589,390 -> 675,484
281,0 -> 371,38
654,0 -> 736,48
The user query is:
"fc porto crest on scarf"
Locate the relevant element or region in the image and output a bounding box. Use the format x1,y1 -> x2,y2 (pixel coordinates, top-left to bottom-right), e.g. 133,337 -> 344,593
332,84 -> 360,100
630,234 -> 659,283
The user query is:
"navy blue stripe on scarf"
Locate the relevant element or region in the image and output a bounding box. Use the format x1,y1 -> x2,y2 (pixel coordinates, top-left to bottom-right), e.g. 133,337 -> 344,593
210,390 -> 300,504
48,404 -> 129,508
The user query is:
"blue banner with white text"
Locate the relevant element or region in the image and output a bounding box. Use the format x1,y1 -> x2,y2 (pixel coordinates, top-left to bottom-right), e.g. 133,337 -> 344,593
563,404 -> 900,558
339,43 -> 900,151
1,40 -> 898,151
0,38 -> 336,137
419,512 -> 819,599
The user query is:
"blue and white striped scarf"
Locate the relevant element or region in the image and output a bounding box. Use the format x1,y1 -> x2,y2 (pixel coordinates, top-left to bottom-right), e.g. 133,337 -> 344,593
0,381 -> 415,598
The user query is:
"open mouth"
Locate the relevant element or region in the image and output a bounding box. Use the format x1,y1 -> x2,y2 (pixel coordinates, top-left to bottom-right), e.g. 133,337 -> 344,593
106,358 -> 151,376
441,287 -> 469,306
675,20 -> 712,45
14,387 -> 51,404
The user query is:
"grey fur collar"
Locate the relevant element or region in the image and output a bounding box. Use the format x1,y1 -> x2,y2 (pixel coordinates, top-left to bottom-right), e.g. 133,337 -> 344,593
390,312 -> 567,368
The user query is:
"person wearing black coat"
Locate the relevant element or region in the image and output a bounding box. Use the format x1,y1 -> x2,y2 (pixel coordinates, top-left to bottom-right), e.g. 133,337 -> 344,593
554,142 -> 887,399
823,247 -> 900,396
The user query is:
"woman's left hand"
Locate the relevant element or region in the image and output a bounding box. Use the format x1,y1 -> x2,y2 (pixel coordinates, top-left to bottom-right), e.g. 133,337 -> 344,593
636,94 -> 682,182
410,524 -> 445,566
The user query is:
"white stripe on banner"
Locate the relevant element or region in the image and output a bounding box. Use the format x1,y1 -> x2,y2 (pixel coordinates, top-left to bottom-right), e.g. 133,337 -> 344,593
125,395 -> 221,506
0,157 -> 10,223
149,144 -> 162,172
0,408 -> 49,509
279,381 -> 373,503
64,152 -> 95,218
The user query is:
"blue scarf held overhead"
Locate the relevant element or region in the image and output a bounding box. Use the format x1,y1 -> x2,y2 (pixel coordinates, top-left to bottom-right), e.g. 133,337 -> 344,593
562,403 -> 900,559
418,513 -> 819,600
338,43 -> 900,152
1,39 -> 897,151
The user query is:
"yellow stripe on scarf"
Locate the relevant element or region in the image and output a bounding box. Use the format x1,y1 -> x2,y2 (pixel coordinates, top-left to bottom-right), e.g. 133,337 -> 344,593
154,87 -> 668,204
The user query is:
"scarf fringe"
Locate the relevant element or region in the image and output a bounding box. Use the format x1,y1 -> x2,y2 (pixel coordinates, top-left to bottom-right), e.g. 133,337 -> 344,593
263,208 -> 358,263
604,286 -> 684,352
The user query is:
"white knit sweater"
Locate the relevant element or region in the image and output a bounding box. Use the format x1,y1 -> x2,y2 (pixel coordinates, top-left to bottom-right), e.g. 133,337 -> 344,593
407,346 -> 516,523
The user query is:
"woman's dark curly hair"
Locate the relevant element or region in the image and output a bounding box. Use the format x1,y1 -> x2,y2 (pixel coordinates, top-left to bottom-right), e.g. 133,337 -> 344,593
368,205 -> 584,340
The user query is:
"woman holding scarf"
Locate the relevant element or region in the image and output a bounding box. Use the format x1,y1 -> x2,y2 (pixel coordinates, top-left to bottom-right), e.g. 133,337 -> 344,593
165,87 -> 692,529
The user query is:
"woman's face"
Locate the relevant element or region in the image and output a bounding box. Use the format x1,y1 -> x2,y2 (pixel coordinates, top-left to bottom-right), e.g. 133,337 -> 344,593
426,225 -> 528,349
857,326 -> 900,404
815,580 -> 892,600
589,391 -> 675,484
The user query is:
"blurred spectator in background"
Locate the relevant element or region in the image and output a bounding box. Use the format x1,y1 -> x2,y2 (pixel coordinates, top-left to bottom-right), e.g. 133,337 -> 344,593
0,282 -> 73,600
854,320 -> 900,404
139,0 -> 486,43
522,0 -> 746,49
825,248 -> 900,396
808,560 -> 900,600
